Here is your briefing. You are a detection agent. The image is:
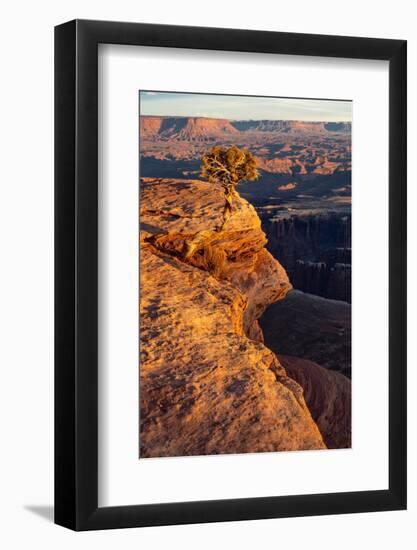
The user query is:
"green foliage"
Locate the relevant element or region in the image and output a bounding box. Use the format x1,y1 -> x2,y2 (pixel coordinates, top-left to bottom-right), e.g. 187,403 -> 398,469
200,145 -> 259,188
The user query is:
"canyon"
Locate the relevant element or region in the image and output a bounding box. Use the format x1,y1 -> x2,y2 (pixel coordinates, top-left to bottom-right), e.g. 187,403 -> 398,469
141,116 -> 351,141
139,177 -> 351,457
260,212 -> 351,302
139,114 -> 352,455
140,116 -> 351,181
140,115 -> 352,301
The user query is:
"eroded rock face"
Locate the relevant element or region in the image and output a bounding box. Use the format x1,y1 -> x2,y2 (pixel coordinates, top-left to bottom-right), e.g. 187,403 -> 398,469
278,355 -> 351,449
141,116 -> 239,141
140,178 -> 326,457
141,178 -> 290,334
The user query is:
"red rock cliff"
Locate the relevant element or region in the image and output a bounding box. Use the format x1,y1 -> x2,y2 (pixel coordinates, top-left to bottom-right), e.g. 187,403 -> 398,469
140,178 -> 326,457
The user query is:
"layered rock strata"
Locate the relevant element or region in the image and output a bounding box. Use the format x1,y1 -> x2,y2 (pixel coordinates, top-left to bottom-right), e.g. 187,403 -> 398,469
261,214 -> 351,302
278,355 -> 351,449
140,178 -> 326,457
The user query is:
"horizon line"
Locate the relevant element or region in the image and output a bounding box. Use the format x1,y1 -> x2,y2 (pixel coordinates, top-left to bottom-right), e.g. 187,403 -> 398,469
139,114 -> 352,123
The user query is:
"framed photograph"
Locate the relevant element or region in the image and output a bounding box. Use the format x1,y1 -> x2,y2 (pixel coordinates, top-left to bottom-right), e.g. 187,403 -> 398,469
55,19 -> 406,530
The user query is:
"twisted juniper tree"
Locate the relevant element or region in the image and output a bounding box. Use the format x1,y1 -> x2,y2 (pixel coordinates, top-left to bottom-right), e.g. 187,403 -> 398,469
200,145 -> 259,226
180,146 -> 259,268
201,145 -> 258,193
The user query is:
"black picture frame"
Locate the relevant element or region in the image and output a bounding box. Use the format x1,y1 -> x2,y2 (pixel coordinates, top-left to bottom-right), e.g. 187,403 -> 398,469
55,19 -> 407,531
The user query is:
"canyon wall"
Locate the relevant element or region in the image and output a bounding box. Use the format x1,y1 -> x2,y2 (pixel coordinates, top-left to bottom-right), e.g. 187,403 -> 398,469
140,178 -> 326,457
278,355 -> 351,449
261,213 -> 352,302
141,116 -> 239,141
139,115 -> 351,185
141,116 -> 352,140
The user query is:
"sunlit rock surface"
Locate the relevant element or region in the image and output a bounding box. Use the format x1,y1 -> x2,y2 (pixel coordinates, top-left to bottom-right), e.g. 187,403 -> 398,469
140,178 -> 326,457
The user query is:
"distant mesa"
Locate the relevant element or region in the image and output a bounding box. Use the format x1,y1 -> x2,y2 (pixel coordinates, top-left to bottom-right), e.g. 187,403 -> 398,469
256,156 -> 293,175
141,116 -> 238,141
141,116 -> 351,141
324,121 -> 352,132
231,119 -> 351,134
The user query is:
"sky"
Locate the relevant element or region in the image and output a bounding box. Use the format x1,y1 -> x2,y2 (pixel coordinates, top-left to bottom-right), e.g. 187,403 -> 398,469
139,91 -> 352,122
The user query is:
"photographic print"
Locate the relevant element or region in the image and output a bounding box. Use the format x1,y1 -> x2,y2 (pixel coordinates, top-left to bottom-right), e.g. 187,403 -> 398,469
139,91 -> 352,458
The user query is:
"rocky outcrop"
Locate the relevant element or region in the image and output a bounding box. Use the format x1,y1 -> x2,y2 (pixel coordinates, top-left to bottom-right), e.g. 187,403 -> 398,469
312,157 -> 341,175
255,156 -> 294,175
140,178 -> 291,333
255,155 -> 342,177
278,355 -> 351,448
278,182 -> 297,191
140,178 -> 326,457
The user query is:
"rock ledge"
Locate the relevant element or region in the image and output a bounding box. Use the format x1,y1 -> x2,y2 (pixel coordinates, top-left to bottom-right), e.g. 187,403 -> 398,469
140,178 -> 325,457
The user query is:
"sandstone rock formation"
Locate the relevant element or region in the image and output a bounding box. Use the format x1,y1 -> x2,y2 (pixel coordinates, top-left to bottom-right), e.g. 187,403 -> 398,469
140,178 -> 326,457
141,116 -> 238,141
278,182 -> 297,191
142,116 -> 352,138
313,157 -> 340,175
140,116 -> 351,186
278,355 -> 351,448
261,212 -> 351,302
256,156 -> 293,174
